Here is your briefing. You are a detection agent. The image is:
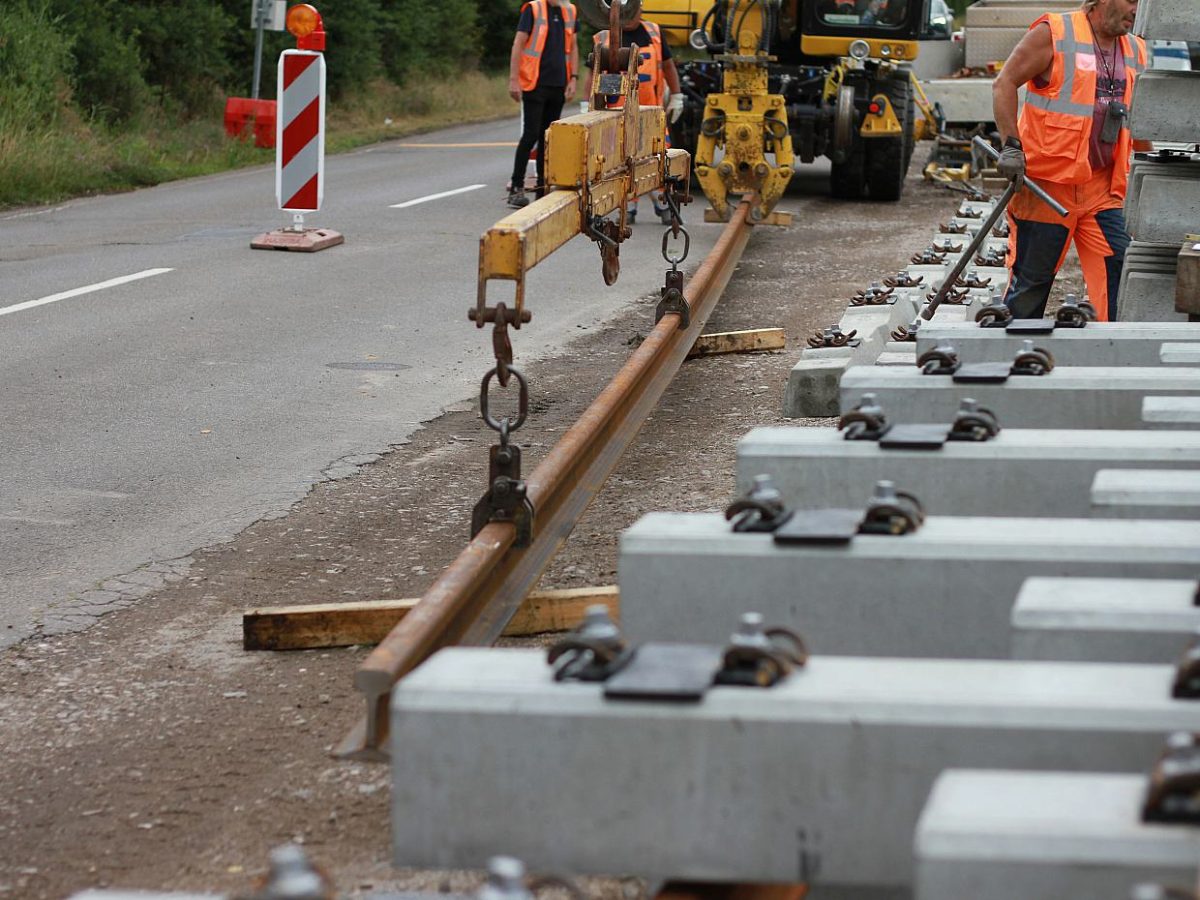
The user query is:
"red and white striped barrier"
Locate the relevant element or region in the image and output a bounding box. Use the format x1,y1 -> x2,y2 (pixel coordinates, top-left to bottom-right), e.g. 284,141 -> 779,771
251,5 -> 341,253
276,49 -> 325,212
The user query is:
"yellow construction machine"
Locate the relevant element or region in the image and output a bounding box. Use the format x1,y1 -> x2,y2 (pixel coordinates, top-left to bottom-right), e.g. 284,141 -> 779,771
579,0 -> 929,217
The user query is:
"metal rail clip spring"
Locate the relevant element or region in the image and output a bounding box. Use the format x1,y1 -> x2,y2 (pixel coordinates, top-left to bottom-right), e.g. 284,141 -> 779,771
714,612 -> 809,688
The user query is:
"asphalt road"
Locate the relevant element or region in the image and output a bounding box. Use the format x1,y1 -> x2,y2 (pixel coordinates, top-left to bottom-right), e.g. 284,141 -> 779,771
0,116 -> 727,649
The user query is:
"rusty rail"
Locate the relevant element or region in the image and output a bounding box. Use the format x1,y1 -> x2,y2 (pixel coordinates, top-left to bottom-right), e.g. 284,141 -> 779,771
336,201 -> 755,761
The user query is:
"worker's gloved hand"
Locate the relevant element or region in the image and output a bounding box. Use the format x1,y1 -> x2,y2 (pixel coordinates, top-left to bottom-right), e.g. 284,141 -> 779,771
996,138 -> 1025,189
667,92 -> 685,124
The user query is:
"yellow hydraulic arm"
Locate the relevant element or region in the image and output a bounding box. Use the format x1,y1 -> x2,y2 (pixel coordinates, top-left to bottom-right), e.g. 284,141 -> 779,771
693,2 -> 793,222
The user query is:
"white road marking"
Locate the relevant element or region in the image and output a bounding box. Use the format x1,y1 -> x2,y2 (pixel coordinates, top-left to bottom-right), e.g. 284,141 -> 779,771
0,268 -> 174,319
390,184 -> 487,209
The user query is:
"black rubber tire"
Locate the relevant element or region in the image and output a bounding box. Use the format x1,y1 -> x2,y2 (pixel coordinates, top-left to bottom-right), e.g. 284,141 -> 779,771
865,72 -> 913,202
830,145 -> 866,199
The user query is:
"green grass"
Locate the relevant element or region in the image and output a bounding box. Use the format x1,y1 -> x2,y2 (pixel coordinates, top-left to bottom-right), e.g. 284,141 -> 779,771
0,71 -> 514,211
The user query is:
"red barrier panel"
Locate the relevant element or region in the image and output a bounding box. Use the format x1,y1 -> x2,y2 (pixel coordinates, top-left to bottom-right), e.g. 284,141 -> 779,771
223,98 -> 278,148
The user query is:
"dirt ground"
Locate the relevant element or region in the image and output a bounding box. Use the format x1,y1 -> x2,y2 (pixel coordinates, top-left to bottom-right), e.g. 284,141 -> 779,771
0,169 -> 1084,899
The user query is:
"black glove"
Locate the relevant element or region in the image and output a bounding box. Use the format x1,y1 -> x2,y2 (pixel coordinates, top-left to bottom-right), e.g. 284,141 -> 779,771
996,138 -> 1026,189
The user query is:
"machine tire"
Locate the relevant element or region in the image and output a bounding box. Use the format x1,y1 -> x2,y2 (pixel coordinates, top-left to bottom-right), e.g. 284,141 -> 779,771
830,143 -> 866,199
865,73 -> 913,202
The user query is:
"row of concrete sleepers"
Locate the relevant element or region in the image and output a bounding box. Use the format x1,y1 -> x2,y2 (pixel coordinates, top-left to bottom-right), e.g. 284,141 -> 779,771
388,25 -> 1200,899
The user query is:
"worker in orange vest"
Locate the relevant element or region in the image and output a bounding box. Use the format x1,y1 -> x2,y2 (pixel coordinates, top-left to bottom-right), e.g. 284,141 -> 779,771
507,0 -> 579,209
992,0 -> 1147,322
584,10 -> 683,223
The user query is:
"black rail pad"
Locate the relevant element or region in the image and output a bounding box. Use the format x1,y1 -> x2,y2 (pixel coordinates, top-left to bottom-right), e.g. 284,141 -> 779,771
952,362 -> 1012,383
1006,319 -> 1056,335
879,424 -> 951,450
773,508 -> 864,544
603,643 -> 722,702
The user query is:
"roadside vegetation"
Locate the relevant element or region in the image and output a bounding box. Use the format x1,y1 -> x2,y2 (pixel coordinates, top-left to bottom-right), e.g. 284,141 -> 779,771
0,0 -> 531,210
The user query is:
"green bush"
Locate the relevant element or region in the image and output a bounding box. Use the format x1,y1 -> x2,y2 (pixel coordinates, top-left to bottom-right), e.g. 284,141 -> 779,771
322,0 -> 386,98
0,0 -> 75,129
118,0 -> 237,116
477,0 -> 523,70
379,0 -> 482,81
44,0 -> 149,123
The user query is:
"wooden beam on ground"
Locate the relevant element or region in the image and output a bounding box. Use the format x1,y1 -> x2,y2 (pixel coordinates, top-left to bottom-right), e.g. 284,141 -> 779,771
688,327 -> 786,359
242,585 -> 619,651
655,883 -> 808,900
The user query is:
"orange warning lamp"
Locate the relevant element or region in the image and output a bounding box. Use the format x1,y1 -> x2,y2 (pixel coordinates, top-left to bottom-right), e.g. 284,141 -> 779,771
287,4 -> 325,51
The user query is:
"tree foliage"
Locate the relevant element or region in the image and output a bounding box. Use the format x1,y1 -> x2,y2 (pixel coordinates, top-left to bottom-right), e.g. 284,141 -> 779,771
1,0 -> 535,129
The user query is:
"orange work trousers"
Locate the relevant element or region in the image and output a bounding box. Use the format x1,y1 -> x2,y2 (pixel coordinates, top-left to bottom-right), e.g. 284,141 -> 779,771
1003,165 -> 1130,322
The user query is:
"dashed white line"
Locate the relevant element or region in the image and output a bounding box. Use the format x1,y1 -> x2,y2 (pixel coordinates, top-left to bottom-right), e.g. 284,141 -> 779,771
390,184 -> 487,209
0,268 -> 174,318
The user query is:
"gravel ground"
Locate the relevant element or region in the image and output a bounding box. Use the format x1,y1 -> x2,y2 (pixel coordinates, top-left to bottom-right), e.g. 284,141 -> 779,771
0,165 -> 1085,899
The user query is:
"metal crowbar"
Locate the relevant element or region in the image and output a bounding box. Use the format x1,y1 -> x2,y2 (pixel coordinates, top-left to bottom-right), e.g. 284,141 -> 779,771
921,135 -> 1069,321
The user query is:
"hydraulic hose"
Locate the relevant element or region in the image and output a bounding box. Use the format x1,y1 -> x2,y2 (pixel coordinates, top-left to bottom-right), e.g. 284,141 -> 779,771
697,1 -> 725,51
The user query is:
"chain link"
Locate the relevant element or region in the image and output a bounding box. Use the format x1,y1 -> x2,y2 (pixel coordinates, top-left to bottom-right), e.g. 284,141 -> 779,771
480,366 -> 529,436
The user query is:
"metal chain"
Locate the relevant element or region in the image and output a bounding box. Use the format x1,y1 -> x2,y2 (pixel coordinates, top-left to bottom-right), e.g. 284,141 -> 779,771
480,366 -> 529,441
660,176 -> 691,273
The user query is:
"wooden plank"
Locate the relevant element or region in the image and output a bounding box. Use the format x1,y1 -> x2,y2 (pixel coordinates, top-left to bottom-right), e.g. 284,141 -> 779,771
1176,235 -> 1200,317
655,882 -> 808,900
243,585 -> 619,651
688,327 -> 786,359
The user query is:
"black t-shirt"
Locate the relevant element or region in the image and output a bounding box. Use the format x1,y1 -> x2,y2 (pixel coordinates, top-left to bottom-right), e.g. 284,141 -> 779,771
518,4 -> 567,88
616,23 -> 673,60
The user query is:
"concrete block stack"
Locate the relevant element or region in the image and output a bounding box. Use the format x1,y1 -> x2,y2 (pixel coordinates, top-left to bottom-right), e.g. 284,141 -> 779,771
1122,1 -> 1200,320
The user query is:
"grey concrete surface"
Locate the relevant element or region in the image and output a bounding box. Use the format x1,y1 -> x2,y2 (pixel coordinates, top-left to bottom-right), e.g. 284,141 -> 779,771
915,770 -> 1200,900
915,321 -> 1200,367
1144,395 -> 1200,427
1119,269 -> 1186,322
1127,172 -> 1200,244
618,512 -> 1200,655
1011,576 -> 1199,662
1130,70 -> 1200,142
1092,468 -> 1200,518
836,366 -> 1200,428
736,426 -> 1200,517
785,306 -> 965,418
1135,0 -> 1200,42
391,646 -> 1200,889
1163,342 -> 1200,364
0,117 -> 726,649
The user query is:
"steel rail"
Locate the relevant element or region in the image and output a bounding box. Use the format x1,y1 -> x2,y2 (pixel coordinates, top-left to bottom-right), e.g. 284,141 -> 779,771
336,201 -> 755,761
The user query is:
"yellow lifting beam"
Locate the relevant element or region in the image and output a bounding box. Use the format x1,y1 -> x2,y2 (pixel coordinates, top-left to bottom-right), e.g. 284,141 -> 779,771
474,49 -> 691,327
694,7 -> 794,223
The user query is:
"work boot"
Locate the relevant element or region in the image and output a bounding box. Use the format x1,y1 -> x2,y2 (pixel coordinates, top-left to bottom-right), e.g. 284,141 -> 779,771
507,190 -> 529,209
626,203 -> 637,224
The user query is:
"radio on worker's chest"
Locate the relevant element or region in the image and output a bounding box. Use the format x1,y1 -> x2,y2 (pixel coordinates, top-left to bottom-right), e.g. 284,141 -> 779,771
1100,99 -> 1128,144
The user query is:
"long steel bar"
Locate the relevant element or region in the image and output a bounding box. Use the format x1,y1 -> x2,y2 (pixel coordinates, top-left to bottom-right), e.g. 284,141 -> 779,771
336,202 -> 755,761
921,137 -> 1068,321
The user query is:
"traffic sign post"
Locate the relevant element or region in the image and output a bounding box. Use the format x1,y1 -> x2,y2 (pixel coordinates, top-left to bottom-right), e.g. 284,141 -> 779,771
251,4 -> 344,252
250,0 -> 286,101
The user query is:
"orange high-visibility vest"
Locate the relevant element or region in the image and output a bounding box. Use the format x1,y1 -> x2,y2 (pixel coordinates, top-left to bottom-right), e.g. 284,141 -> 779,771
1017,10 -> 1146,195
592,21 -> 665,107
518,0 -> 578,92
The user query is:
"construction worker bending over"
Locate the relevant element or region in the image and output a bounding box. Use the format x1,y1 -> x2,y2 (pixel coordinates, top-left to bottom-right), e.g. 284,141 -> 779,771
584,10 -> 683,223
992,0 -> 1147,321
508,0 -> 579,209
